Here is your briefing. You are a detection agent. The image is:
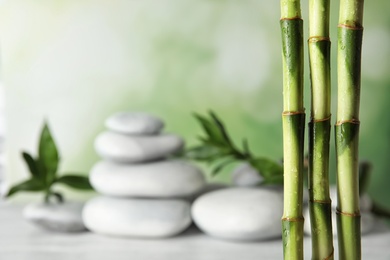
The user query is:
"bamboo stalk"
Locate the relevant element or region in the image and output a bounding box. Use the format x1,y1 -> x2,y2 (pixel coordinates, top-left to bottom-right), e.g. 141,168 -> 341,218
280,0 -> 305,259
336,0 -> 365,259
307,0 -> 334,259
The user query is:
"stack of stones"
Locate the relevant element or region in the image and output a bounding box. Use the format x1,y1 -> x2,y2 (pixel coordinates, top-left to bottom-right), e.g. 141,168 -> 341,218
83,112 -> 206,238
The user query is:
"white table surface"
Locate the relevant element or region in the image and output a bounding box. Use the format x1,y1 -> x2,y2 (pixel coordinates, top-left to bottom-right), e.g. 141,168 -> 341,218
1,203 -> 390,260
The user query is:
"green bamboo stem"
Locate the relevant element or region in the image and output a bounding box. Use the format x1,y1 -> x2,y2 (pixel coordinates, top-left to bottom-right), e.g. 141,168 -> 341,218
280,1 -> 305,259
336,0 -> 365,259
308,0 -> 334,259
308,121 -> 333,260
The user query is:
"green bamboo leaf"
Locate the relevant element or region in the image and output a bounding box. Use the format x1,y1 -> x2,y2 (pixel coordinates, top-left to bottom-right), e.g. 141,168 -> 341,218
6,178 -> 45,198
39,123 -> 60,182
211,158 -> 236,176
193,113 -> 226,145
196,137 -> 225,148
185,146 -> 221,161
260,174 -> 284,185
55,175 -> 93,190
196,136 -> 216,146
209,111 -> 233,145
242,138 -> 251,157
22,151 -> 41,179
249,157 -> 284,185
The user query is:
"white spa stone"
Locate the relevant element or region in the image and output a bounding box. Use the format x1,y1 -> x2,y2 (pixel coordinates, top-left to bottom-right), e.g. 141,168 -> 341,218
82,196 -> 191,238
90,160 -> 206,198
195,183 -> 229,197
231,163 -> 263,187
105,112 -> 164,135
185,183 -> 229,203
23,202 -> 86,232
191,187 -> 283,241
94,132 -> 184,163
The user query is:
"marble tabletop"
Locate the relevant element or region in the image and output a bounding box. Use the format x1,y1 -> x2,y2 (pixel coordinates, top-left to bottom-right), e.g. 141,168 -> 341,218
0,203 -> 389,260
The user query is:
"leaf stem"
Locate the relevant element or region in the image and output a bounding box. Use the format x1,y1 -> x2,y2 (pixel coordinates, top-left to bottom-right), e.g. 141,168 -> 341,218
44,189 -> 64,204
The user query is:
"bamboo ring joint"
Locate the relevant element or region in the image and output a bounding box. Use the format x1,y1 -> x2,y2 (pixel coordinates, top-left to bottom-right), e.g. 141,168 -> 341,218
282,110 -> 305,116
336,209 -> 361,217
335,119 -> 360,126
282,217 -> 304,222
324,248 -> 335,260
312,115 -> 331,123
310,199 -> 332,204
338,23 -> 364,30
280,17 -> 303,21
308,36 -> 330,43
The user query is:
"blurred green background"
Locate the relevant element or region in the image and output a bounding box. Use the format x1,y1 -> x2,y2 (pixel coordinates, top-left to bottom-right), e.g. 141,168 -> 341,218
0,0 -> 389,207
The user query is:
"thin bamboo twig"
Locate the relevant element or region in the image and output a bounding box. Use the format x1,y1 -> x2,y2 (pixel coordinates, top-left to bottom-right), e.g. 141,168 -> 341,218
308,0 -> 334,259
336,0 -> 365,259
280,0 -> 305,259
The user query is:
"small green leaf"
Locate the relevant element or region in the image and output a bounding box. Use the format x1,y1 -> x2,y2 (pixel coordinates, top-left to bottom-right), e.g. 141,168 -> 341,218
6,179 -> 45,198
185,146 -> 221,161
209,111 -> 233,145
22,151 -> 41,179
211,158 -> 236,176
242,138 -> 251,156
260,175 -> 284,185
39,123 -> 60,183
249,157 -> 284,185
55,175 -> 93,190
194,113 -> 226,145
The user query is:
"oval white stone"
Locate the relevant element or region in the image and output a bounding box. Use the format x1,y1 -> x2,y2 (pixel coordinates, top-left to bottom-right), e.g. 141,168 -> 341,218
23,202 -> 86,232
231,163 -> 263,187
95,132 -> 184,163
105,112 -> 164,135
90,160 -> 206,198
83,196 -> 191,238
192,187 -> 283,241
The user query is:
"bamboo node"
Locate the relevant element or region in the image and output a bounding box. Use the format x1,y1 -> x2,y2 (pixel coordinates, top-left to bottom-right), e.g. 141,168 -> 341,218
310,199 -> 332,204
308,36 -> 330,43
335,119 -> 360,126
282,110 -> 305,116
312,115 -> 331,123
282,217 -> 304,222
336,209 -> 361,217
338,23 -> 363,30
280,17 -> 303,21
324,248 -> 335,260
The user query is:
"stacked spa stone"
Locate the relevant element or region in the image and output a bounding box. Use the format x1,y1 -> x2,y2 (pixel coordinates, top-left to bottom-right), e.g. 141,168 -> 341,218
83,112 -> 206,238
